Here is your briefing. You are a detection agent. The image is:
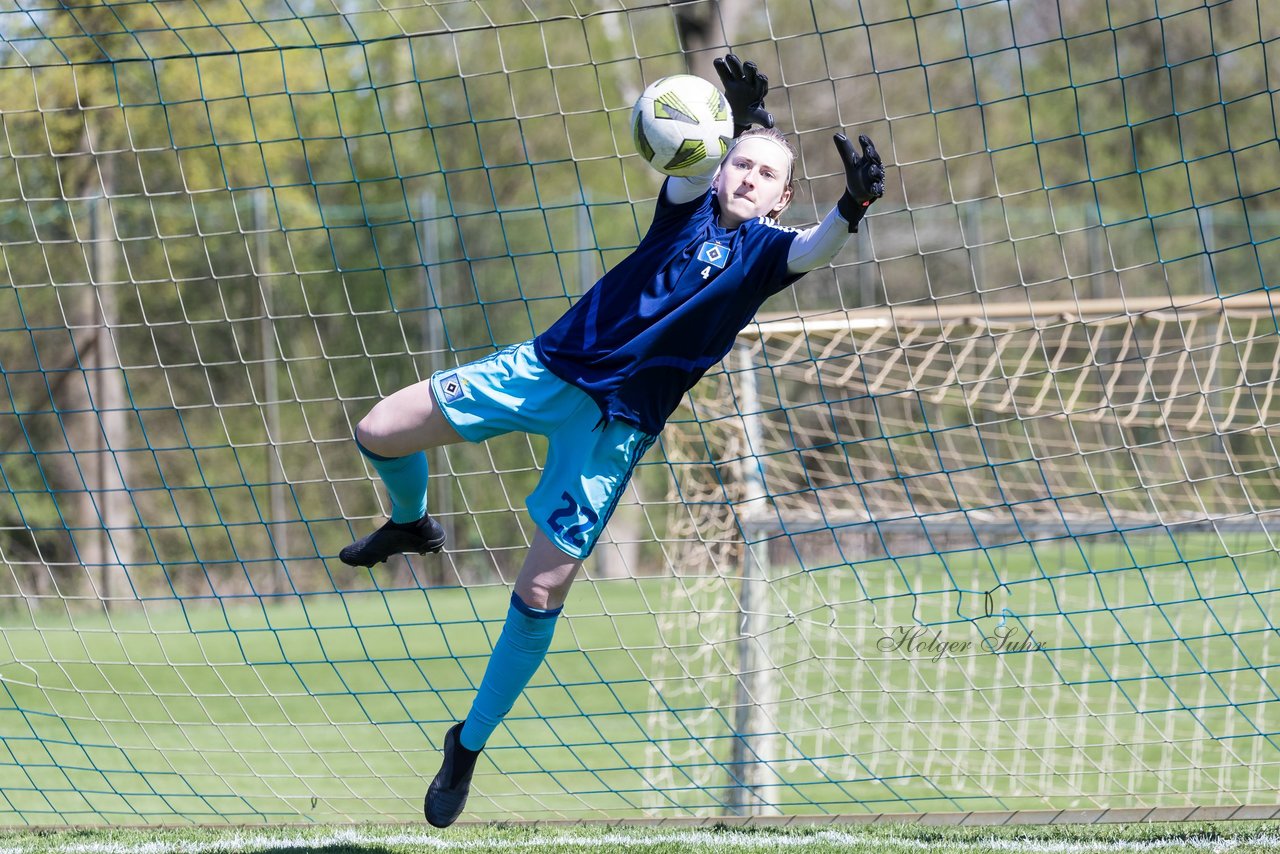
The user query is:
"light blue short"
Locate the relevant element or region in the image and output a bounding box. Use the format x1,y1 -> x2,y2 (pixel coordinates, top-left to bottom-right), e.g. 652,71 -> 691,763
430,341 -> 657,560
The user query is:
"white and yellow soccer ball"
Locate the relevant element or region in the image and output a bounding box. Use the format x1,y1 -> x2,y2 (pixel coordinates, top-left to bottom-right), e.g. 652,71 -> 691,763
631,75 -> 734,177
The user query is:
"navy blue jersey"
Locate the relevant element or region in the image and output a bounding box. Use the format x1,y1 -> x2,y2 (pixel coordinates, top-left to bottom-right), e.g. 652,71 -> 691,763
534,181 -> 803,434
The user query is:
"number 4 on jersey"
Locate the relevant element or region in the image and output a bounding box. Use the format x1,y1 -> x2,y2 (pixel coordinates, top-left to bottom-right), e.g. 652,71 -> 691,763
696,241 -> 729,280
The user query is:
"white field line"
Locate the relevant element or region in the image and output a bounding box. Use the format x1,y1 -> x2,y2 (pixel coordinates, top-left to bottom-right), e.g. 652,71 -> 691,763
6,828 -> 1280,854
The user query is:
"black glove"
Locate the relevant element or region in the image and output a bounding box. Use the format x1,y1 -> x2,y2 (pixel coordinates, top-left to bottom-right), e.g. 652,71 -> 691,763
834,133 -> 885,233
713,54 -> 774,137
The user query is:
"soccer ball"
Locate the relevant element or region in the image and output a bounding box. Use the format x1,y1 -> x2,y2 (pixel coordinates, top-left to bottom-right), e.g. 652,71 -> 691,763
631,75 -> 733,177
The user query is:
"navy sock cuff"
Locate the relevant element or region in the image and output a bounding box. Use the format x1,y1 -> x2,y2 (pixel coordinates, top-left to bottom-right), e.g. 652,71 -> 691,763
355,436 -> 397,462
510,591 -> 563,619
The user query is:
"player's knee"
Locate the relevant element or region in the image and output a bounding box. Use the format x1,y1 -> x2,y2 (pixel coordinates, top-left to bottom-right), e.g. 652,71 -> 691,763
354,404 -> 395,457
515,578 -> 565,612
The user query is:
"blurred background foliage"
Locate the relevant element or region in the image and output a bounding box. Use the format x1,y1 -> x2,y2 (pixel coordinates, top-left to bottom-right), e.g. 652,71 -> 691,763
0,0 -> 1276,601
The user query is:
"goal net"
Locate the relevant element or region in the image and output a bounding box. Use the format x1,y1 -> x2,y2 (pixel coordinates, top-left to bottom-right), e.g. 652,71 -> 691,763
1,0 -> 1278,825
655,293 -> 1280,812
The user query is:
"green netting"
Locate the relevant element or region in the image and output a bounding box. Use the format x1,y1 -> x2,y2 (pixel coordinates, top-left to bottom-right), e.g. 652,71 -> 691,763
1,0 -> 1279,825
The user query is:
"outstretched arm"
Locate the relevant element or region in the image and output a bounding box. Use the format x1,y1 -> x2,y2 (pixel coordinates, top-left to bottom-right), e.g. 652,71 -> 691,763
662,164 -> 721,207
787,133 -> 886,274
663,54 -> 774,206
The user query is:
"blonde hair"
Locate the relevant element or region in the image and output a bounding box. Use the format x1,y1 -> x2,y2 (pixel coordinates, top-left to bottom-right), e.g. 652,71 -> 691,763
726,127 -> 798,219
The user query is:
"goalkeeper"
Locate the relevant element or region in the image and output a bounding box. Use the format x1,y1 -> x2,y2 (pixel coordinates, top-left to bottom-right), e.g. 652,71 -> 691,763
338,54 -> 885,827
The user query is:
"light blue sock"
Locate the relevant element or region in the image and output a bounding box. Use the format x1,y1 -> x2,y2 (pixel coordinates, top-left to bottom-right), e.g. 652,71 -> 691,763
459,592 -> 562,751
356,438 -> 429,524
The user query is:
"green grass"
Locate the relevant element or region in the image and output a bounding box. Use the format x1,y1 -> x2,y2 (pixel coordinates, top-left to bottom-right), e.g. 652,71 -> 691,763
1,530 -> 1278,824
4,820 -> 1280,853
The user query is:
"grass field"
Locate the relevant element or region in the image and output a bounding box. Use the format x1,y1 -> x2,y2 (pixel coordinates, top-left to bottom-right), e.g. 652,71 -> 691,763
4,820 -> 1280,853
1,530 -> 1278,824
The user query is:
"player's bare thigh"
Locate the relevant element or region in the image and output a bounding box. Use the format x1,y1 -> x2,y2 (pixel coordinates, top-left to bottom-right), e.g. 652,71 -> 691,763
355,379 -> 464,458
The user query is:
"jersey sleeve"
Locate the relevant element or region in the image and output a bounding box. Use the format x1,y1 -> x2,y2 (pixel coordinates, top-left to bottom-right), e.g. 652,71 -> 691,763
746,218 -> 805,297
661,171 -> 716,207
786,206 -> 854,274
649,177 -> 713,231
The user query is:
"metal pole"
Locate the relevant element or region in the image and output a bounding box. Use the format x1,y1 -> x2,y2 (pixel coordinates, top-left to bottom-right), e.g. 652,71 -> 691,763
421,191 -> 451,584
92,193 -> 112,607
966,202 -> 983,295
727,341 -> 772,815
578,204 -> 594,294
256,190 -> 286,593
90,181 -> 134,607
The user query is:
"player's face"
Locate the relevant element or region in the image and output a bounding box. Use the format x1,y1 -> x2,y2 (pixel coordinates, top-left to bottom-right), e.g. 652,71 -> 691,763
714,137 -> 794,229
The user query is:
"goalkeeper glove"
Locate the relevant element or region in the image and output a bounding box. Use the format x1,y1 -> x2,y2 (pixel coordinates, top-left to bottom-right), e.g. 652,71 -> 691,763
834,133 -> 885,233
713,54 -> 774,137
